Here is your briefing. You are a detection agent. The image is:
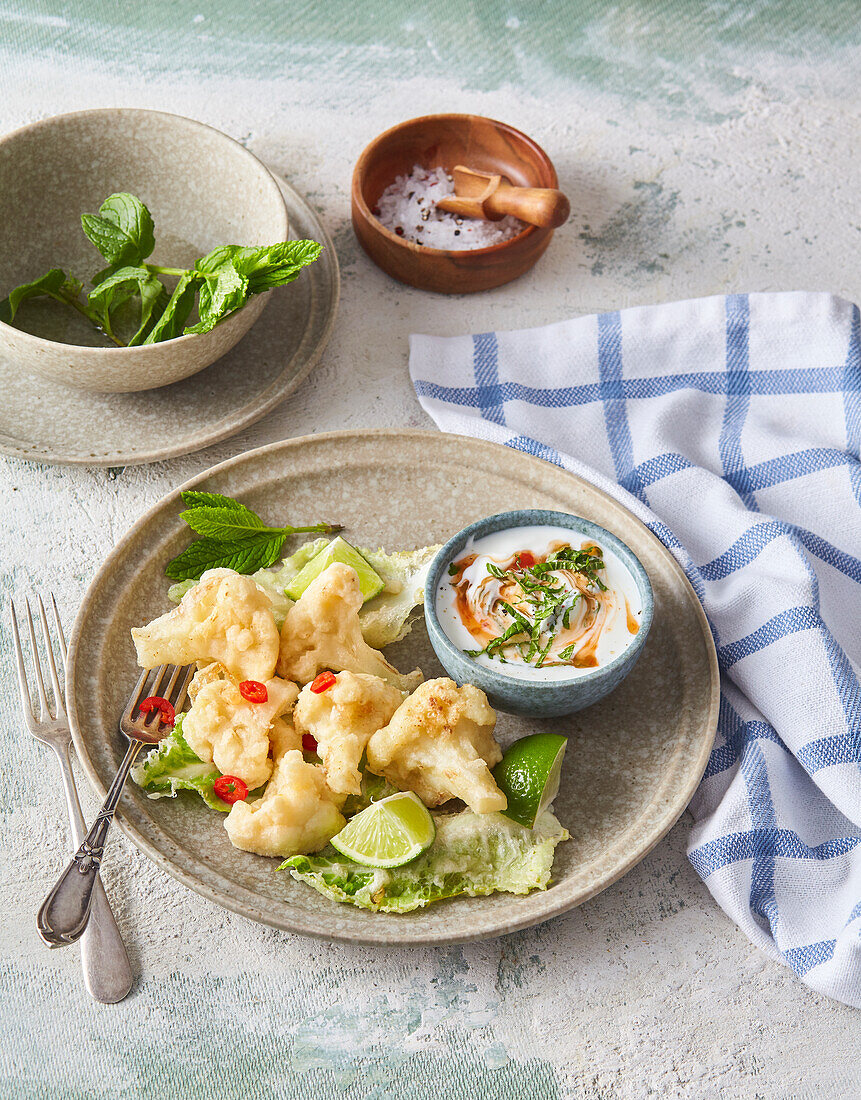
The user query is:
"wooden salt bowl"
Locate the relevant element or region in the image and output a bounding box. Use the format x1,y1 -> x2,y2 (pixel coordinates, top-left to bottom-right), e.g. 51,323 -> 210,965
351,113 -> 561,294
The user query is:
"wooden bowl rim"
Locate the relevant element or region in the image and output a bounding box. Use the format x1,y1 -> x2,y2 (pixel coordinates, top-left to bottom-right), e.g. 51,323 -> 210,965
351,112 -> 558,259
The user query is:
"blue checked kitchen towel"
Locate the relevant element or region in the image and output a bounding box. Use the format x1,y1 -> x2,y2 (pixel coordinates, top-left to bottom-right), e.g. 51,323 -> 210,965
410,292 -> 861,1007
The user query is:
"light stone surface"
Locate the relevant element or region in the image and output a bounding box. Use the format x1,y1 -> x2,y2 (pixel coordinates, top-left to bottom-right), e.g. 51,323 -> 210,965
1,3 -> 859,1097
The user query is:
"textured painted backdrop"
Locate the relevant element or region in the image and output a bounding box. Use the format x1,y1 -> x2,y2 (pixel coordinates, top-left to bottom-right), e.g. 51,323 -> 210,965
1,2 -> 860,1097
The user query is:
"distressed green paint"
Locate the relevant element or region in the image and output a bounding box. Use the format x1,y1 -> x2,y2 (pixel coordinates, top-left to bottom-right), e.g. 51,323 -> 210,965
0,962 -> 561,1099
1,0 -> 859,107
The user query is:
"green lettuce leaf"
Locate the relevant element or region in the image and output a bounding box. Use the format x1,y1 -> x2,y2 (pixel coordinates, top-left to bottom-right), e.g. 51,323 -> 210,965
356,544 -> 441,648
281,810 -> 569,913
166,538 -> 440,646
130,714 -> 227,811
340,769 -> 400,818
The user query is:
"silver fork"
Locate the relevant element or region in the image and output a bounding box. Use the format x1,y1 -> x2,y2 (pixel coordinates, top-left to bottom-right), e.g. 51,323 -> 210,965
36,660 -> 195,949
10,595 -> 133,1003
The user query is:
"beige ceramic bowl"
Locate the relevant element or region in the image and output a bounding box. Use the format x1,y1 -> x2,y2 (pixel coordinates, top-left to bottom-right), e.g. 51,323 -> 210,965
0,109 -> 289,393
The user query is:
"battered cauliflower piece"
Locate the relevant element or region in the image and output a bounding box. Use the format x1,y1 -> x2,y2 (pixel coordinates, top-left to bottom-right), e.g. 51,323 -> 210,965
224,749 -> 346,857
269,715 -> 303,760
366,678 -> 507,814
183,666 -> 299,790
132,569 -> 279,682
277,562 -> 422,691
293,671 -> 405,796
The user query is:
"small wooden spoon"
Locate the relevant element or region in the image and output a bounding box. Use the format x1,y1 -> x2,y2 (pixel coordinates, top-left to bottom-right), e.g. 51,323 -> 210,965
436,165 -> 570,228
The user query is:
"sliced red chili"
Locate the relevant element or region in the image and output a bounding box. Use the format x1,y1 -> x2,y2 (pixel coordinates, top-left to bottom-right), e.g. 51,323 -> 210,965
138,696 -> 175,727
239,680 -> 268,704
302,733 -> 319,754
213,775 -> 248,804
310,671 -> 337,694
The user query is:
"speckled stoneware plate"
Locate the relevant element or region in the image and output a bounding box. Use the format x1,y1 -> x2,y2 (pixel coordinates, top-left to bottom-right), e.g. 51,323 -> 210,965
0,176 -> 338,466
67,431 -> 719,945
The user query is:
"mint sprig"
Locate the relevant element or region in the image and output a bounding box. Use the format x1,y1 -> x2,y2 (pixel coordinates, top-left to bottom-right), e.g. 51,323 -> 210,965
165,491 -> 342,582
0,191 -> 322,347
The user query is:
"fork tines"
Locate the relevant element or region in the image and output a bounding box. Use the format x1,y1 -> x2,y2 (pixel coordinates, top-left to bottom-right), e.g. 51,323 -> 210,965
10,595 -> 67,727
123,663 -> 195,734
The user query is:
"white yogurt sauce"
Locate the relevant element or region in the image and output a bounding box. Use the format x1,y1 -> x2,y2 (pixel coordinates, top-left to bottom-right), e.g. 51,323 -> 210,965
436,525 -> 643,681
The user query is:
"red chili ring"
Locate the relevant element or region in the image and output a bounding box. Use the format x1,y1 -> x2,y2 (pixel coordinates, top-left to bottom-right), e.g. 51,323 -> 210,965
239,680 -> 268,704
310,671 -> 337,694
138,696 -> 175,727
302,733 -> 319,754
213,775 -> 248,804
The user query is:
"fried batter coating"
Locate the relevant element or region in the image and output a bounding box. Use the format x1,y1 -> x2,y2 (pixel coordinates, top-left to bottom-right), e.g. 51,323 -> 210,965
277,563 -> 422,691
366,678 -> 506,814
294,671 -> 405,796
183,664 -> 298,790
224,749 -> 346,857
132,569 -> 279,682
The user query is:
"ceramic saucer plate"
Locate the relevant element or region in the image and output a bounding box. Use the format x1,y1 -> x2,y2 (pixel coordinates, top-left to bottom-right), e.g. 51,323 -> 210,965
67,430 -> 719,945
0,176 -> 338,466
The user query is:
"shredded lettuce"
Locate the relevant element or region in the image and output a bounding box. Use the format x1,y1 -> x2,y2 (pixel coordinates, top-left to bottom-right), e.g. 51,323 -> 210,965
166,539 -> 437,647
355,544 -> 440,648
130,714 -> 228,811
281,809 -> 569,913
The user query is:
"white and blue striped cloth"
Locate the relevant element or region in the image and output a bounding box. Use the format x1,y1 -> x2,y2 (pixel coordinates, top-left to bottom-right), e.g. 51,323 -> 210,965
410,292 -> 861,1007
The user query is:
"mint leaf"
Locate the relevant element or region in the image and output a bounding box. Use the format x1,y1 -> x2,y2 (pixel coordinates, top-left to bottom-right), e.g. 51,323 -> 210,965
195,245 -> 241,274
184,260 -> 248,336
166,489 -> 343,580
0,268 -> 67,322
142,271 -> 200,344
130,277 -> 170,345
244,241 -> 322,293
87,265 -> 167,345
99,192 -> 155,260
180,490 -> 251,511
179,505 -> 273,538
81,214 -> 141,267
87,265 -> 140,311
194,241 -> 322,295
165,533 -> 287,581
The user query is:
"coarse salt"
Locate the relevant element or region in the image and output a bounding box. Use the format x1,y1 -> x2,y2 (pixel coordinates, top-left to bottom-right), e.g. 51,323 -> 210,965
374,165 -> 525,250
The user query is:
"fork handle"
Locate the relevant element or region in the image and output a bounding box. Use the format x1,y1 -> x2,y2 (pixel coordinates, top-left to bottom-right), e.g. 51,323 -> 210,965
37,739 -> 143,947
53,742 -> 134,1002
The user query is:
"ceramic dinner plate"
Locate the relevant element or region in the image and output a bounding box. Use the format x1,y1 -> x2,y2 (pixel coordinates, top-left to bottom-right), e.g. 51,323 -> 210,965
67,431 -> 719,945
0,176 -> 338,466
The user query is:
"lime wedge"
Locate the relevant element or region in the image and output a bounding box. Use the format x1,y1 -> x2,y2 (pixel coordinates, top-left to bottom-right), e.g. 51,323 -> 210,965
330,791 -> 436,868
285,537 -> 385,604
493,734 -> 567,828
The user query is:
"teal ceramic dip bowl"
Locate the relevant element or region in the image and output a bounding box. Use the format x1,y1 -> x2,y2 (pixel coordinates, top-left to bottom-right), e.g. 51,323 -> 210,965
424,509 -> 654,717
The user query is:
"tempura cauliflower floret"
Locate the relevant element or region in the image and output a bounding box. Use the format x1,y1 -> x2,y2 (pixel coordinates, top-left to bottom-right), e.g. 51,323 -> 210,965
132,569 -> 280,682
183,665 -> 299,790
277,563 -> 422,691
268,715 -> 303,759
293,671 -> 405,796
224,749 -> 346,857
366,678 -> 507,814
